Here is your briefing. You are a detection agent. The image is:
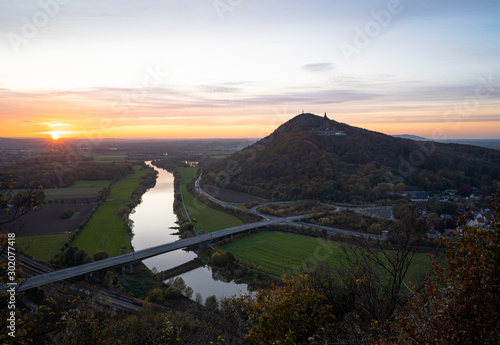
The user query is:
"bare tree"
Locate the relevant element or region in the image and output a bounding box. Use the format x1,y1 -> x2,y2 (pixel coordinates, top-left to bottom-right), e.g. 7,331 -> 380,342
340,206 -> 428,321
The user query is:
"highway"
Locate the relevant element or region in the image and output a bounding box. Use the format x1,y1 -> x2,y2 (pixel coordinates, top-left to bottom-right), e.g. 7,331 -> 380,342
16,218 -> 284,292
15,174 -> 382,292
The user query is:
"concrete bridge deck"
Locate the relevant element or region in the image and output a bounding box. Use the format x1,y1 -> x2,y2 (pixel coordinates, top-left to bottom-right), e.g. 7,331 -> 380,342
15,218 -> 283,292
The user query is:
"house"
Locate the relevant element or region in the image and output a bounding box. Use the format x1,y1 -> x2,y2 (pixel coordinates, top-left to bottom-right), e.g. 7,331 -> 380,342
427,230 -> 441,239
407,191 -> 429,202
474,213 -> 487,226
444,229 -> 456,237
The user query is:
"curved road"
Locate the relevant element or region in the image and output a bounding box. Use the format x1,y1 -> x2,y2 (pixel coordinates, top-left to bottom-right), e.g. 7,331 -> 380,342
14,173 -> 382,292
196,172 -> 382,241
15,218 -> 286,292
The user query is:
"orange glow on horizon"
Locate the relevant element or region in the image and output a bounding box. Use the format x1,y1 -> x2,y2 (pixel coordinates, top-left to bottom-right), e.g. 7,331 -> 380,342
2,110 -> 499,140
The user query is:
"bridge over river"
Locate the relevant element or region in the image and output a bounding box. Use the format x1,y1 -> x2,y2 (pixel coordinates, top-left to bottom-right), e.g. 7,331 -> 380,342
14,171 -> 383,293
15,218 -> 289,292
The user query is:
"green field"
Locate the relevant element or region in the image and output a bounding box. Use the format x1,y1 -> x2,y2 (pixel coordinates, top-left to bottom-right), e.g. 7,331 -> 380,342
42,187 -> 104,200
107,167 -> 146,200
177,167 -> 243,233
16,234 -> 71,262
221,231 -> 432,280
70,180 -> 112,188
220,232 -> 343,276
71,166 -> 151,257
92,153 -> 127,163
70,202 -> 132,256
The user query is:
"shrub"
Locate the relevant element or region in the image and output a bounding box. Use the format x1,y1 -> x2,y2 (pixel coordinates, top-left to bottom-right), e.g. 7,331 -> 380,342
60,208 -> 75,219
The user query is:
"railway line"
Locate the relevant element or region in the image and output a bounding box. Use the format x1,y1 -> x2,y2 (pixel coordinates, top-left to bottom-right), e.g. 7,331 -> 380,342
1,251 -> 154,314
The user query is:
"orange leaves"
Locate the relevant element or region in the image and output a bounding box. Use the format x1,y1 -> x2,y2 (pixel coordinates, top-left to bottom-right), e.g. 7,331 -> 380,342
237,273 -> 339,344
379,187 -> 500,344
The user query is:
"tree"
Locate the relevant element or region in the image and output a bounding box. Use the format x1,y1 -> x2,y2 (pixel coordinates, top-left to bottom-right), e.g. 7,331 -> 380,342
60,208 -> 75,219
380,189 -> 500,344
0,181 -> 44,227
92,250 -> 109,261
458,184 -> 472,197
205,295 -> 219,311
341,205 -> 428,321
236,273 -> 339,344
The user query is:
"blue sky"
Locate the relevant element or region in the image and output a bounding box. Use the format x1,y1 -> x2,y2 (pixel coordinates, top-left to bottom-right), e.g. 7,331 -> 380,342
1,0 -> 499,139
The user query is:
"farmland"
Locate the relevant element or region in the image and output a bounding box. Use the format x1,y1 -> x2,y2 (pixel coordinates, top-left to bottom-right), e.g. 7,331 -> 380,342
70,180 -> 112,188
220,231 -> 432,280
16,234 -> 71,262
71,166 -> 152,257
177,167 -> 243,233
42,187 -> 104,201
92,153 -> 127,163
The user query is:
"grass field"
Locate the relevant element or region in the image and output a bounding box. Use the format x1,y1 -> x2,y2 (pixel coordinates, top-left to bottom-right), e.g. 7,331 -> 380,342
92,153 -> 127,162
71,166 -> 151,257
16,234 -> 71,262
177,167 -> 243,233
42,187 -> 104,200
107,166 -> 146,200
221,232 -> 344,276
220,231 -> 432,281
70,202 -> 133,256
70,180 -> 112,188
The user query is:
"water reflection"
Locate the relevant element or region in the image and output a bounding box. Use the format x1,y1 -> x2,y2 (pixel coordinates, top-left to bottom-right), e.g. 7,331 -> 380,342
130,162 -> 250,301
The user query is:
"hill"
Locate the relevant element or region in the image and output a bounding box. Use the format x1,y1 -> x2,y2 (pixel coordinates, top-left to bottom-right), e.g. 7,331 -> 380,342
203,113 -> 500,202
393,134 -> 429,141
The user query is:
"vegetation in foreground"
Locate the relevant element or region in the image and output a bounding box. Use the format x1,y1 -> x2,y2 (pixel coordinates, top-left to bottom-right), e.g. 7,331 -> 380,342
220,230 -> 432,280
227,191 -> 500,344
1,171 -> 500,344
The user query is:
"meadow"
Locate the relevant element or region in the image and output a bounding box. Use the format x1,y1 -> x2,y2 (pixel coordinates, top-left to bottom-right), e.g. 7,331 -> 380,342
70,180 -> 112,188
92,153 -> 127,163
16,234 -> 71,262
177,167 -> 243,233
70,202 -> 132,256
221,231 -> 432,281
42,187 -> 104,201
71,166 -> 151,257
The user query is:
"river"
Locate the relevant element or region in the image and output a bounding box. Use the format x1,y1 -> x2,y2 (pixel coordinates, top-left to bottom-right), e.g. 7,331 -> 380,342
130,162 -> 250,302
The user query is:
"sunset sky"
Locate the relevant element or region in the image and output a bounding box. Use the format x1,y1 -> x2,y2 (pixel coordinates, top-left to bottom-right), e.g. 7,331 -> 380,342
1,0 -> 499,140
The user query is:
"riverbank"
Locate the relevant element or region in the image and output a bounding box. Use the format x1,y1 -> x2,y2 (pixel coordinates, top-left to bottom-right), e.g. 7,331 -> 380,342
71,165 -> 155,257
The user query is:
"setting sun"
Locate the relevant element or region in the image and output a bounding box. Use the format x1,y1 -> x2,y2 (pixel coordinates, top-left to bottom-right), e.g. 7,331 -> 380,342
50,132 -> 60,140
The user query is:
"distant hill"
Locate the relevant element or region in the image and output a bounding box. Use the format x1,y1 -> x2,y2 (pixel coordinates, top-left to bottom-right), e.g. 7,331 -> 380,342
437,139 -> 500,151
393,134 -> 429,141
203,113 -> 500,202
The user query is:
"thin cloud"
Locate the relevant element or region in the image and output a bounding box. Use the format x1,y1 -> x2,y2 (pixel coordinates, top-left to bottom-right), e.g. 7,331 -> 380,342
197,84 -> 242,94
302,63 -> 334,72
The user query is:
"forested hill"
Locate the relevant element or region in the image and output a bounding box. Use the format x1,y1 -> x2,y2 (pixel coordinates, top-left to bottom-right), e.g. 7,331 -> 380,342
203,113 -> 500,202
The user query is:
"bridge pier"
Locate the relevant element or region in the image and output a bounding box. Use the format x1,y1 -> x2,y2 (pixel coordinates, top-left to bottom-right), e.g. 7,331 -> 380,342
16,219 -> 282,292
121,265 -> 133,276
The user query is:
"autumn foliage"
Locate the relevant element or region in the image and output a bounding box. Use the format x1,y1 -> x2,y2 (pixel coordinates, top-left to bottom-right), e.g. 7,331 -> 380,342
237,273 -> 340,344
379,188 -> 500,344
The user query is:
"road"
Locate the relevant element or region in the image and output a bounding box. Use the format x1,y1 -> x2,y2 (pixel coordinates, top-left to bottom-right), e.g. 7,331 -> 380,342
15,174 -> 383,292
15,218 -> 284,292
195,173 -> 382,240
